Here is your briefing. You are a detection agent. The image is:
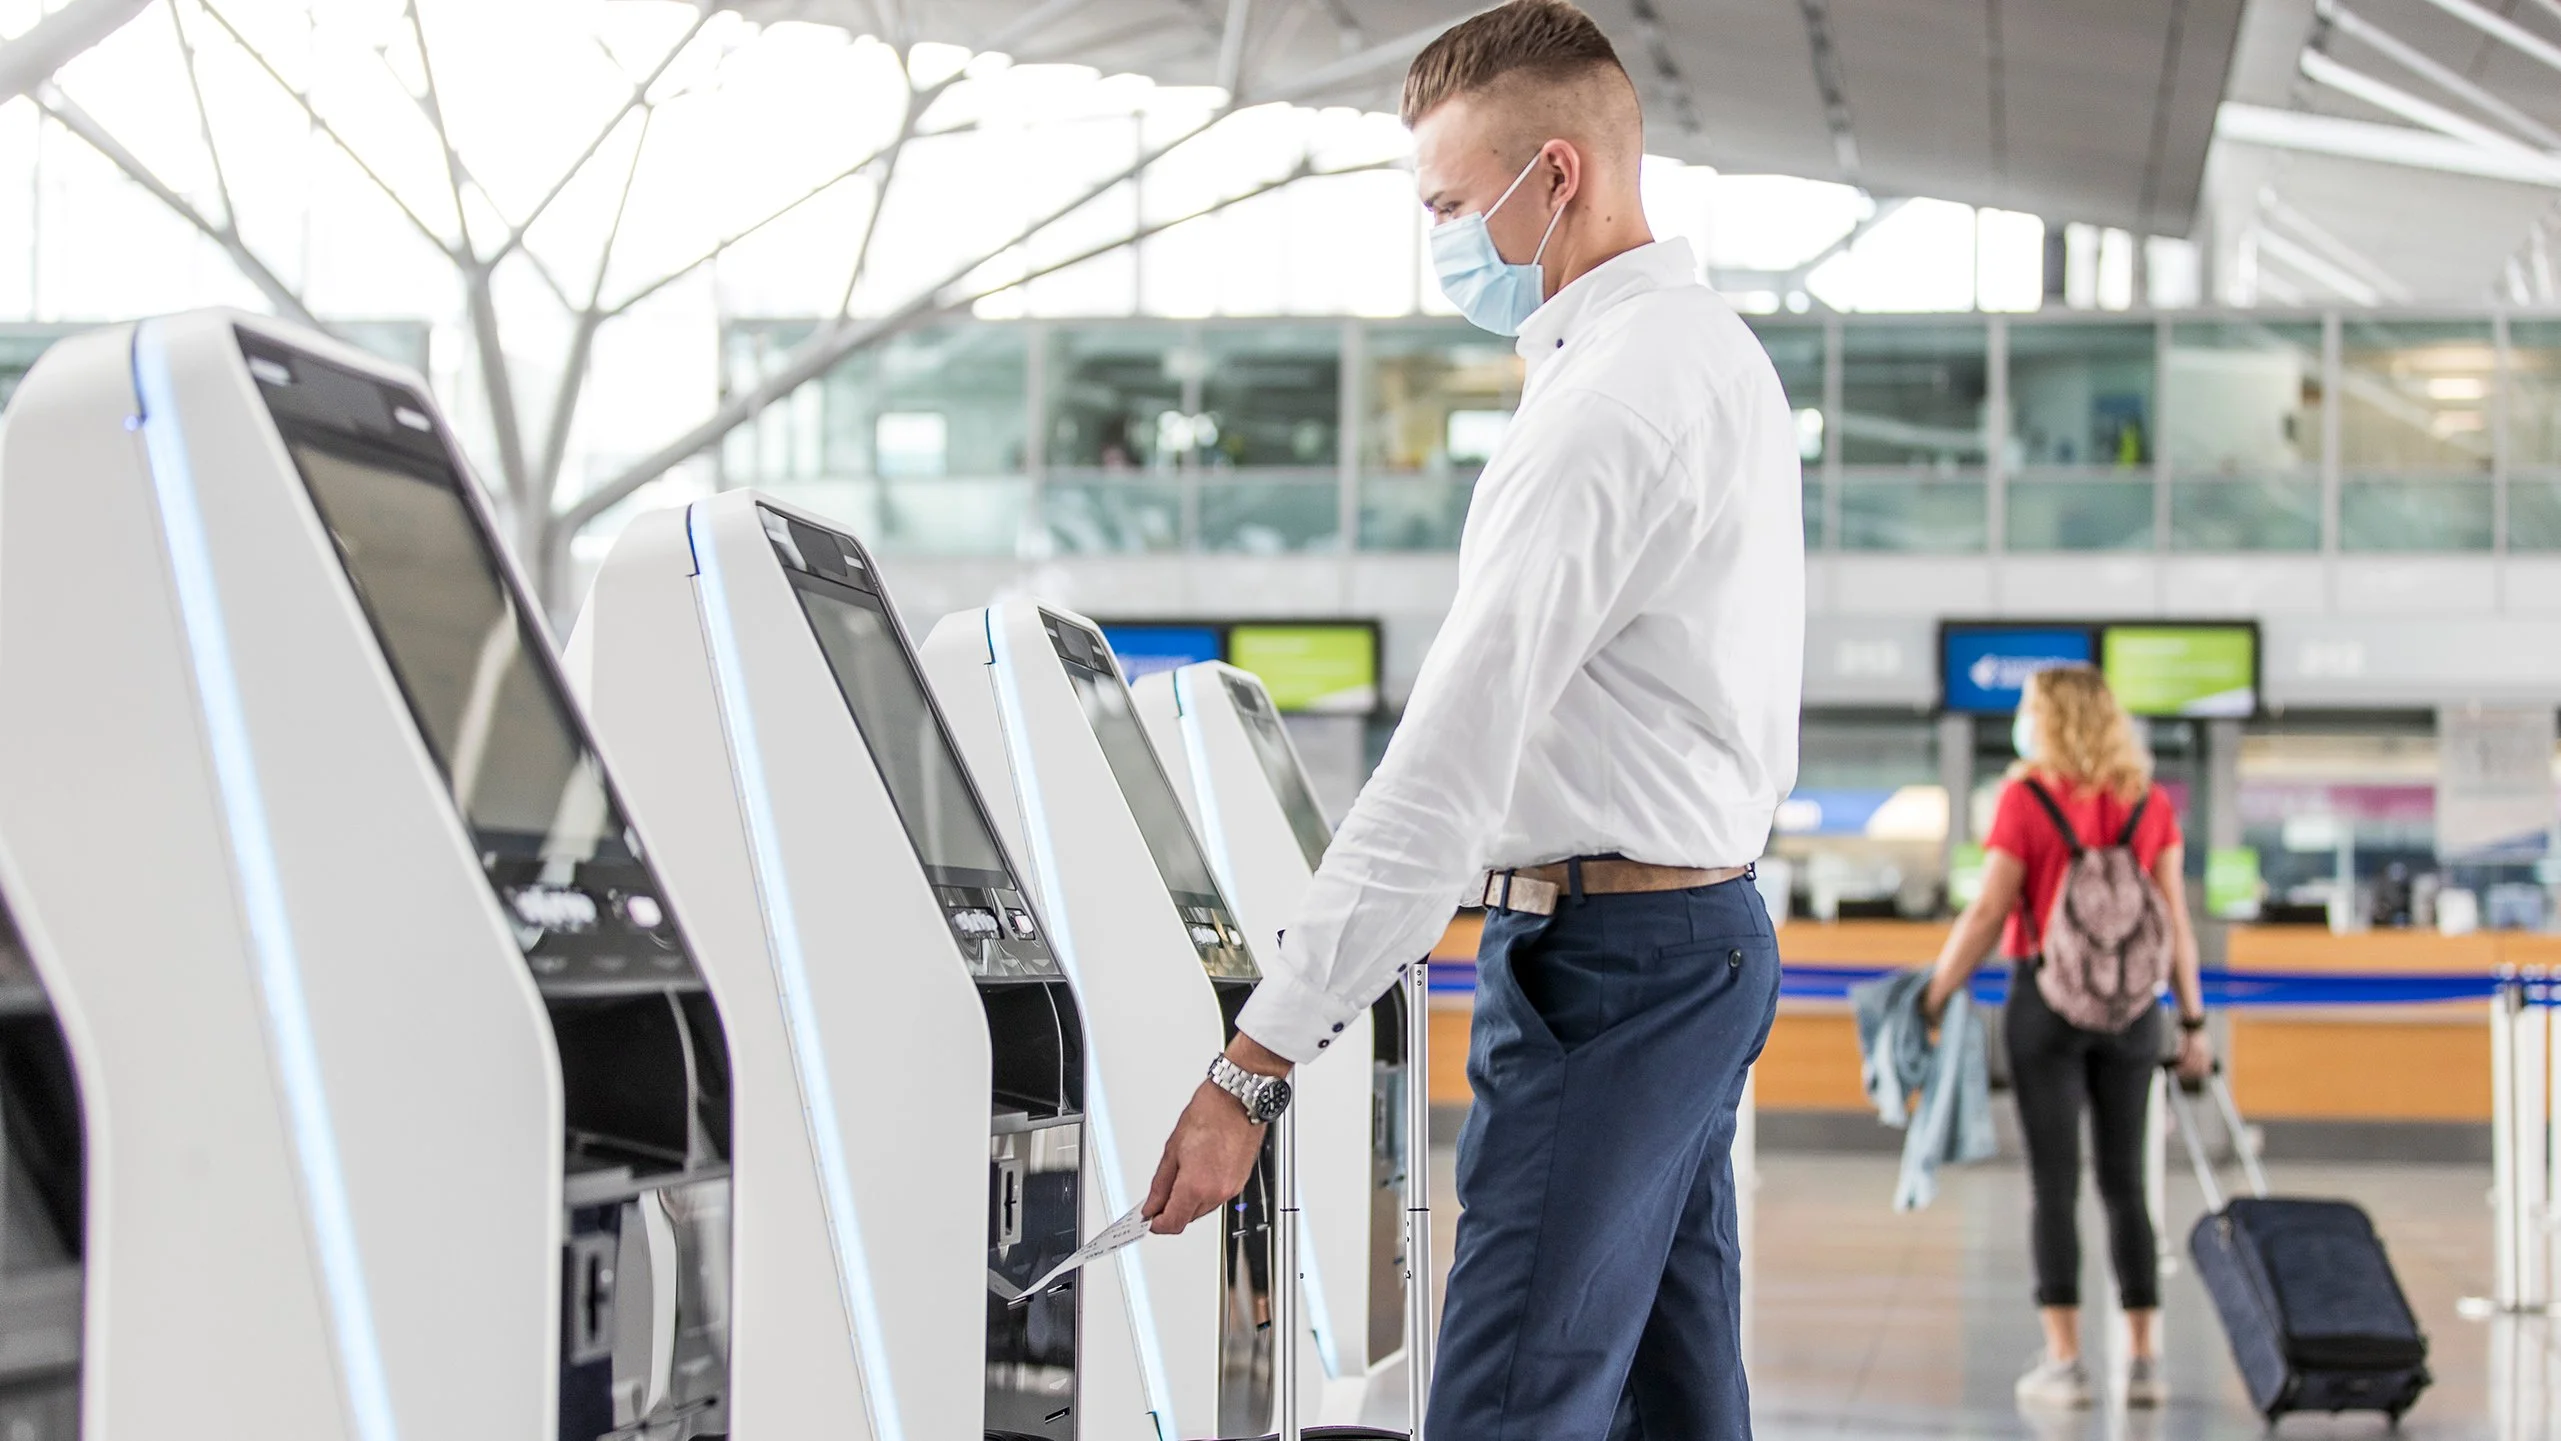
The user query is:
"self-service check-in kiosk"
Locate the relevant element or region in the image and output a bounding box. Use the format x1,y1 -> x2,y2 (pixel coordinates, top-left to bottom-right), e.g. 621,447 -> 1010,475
1134,662 -> 1414,1430
0,312 -> 731,1439
0,854 -> 82,1441
571,490 -> 1086,1439
922,602 -> 1281,1441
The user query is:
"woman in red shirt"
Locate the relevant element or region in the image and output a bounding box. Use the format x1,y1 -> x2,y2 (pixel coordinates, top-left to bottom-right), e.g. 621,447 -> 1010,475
1922,664 -> 2211,1411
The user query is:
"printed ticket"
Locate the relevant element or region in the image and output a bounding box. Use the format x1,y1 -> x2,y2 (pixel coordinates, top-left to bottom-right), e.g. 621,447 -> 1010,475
999,1202 -> 1155,1307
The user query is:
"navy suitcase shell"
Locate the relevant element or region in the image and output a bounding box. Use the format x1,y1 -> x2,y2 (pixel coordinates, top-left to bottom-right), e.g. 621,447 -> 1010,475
2171,1073 -> 2431,1425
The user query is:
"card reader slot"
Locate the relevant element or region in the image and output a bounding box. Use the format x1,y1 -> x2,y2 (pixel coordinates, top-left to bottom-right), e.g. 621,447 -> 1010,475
981,979 -> 1084,1121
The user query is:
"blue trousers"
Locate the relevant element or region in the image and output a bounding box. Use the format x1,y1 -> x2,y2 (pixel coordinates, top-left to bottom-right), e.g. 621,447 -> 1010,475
1429,878 -> 1781,1440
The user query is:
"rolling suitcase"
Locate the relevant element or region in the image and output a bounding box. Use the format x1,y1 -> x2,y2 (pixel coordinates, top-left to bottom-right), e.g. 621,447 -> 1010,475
2169,1067 -> 2431,1426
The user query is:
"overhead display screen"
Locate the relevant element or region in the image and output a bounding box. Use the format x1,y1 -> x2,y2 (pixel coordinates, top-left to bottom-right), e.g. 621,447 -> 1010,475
1101,625 -> 1221,683
1220,670 -> 1332,872
1227,624 -> 1379,714
2102,625 -> 2258,718
1940,625 -> 2095,714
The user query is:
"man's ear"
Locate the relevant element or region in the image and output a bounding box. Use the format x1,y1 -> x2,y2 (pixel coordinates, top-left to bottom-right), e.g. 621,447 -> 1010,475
1542,139 -> 1584,211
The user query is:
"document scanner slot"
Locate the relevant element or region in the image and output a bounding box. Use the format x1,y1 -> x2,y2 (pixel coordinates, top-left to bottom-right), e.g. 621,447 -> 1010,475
982,979 -> 1083,1122
0,908 -> 81,1435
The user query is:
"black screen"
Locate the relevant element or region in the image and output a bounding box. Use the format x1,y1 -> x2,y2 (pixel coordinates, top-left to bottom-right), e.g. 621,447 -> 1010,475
793,580 -> 1014,889
1220,671 -> 1333,871
291,443 -> 627,868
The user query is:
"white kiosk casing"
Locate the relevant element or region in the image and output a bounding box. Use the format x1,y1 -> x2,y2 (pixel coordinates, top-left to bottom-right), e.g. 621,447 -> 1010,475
0,312 -> 732,1440
0,833 -> 84,1441
570,490 -> 1089,1439
923,601 -> 1278,1441
1135,662 -> 1410,1429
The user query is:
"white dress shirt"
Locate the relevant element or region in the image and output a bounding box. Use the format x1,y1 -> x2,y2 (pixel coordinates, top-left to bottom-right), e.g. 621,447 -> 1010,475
1235,238 -> 1805,1065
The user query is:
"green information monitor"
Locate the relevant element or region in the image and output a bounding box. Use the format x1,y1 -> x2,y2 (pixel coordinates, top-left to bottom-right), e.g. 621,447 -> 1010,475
2100,624 -> 2258,718
1228,624 -> 1380,714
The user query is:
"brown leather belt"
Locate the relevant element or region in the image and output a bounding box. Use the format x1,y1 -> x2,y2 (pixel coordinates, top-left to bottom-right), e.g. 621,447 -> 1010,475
1476,859 -> 1754,917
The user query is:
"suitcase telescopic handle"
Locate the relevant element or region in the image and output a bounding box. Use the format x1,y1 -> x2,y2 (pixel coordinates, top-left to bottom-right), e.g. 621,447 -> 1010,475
2162,1060 -> 2270,1209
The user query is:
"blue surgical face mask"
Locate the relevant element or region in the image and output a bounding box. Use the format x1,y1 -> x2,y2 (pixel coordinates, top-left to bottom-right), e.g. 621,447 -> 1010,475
2012,707 -> 2039,761
1429,151 -> 1568,336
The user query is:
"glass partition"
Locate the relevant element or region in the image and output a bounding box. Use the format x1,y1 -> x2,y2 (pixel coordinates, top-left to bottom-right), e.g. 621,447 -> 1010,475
2005,321 -> 2156,550
1197,325 -> 1342,552
2505,318 -> 2561,550
1357,323 -> 1522,550
2338,318 -> 2496,550
1773,714 -> 1949,919
1837,322 -> 1989,550
1752,322 -> 1829,548
1043,325 -> 1191,553
718,322 -> 1030,555
2163,319 -> 2324,550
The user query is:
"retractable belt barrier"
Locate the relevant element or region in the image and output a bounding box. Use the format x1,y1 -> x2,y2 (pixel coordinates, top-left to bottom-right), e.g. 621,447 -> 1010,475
1423,955 -> 2555,1318
1423,959 -> 2509,1006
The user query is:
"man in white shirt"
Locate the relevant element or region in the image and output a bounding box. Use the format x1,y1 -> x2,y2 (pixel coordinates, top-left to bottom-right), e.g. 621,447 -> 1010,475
1142,3 -> 1803,1434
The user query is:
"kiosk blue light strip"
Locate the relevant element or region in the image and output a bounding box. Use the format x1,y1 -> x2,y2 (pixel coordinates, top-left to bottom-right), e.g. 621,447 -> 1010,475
1173,668 -> 1346,1383
134,325 -> 401,1441
690,506 -> 907,1441
987,611 -> 1177,1437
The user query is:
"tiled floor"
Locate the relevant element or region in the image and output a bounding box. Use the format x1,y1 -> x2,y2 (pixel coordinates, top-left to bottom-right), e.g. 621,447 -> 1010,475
1424,1143 -> 2559,1439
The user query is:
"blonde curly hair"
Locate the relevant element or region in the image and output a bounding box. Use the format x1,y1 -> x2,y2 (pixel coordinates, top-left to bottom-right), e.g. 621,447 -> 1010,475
2012,663 -> 2151,803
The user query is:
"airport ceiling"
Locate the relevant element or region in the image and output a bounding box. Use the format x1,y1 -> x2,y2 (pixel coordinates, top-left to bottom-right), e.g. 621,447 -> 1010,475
715,0 -> 2252,235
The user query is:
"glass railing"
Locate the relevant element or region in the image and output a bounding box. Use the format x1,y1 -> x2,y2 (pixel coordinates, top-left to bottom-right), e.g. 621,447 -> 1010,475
2005,468 -> 2155,551
1198,469 -> 1341,553
2169,471 -> 2322,551
1359,474 -> 1477,551
2340,471 -> 2496,552
704,309 -> 2561,559
2513,471 -> 2561,550
1838,469 -> 1988,551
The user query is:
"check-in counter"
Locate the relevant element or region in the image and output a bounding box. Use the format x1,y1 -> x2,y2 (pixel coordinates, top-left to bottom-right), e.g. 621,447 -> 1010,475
1423,916 -> 2523,1128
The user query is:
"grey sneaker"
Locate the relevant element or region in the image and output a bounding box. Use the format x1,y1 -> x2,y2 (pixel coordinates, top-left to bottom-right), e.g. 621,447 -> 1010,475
2015,1354 -> 2093,1409
2125,1355 -> 2166,1409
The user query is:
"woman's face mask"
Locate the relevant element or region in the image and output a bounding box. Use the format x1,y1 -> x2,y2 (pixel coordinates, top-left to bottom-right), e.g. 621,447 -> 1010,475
2012,705 -> 2040,761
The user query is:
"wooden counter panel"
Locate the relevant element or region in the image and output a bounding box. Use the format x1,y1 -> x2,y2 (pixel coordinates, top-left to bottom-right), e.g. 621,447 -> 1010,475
2229,1016 -> 2491,1121
1428,1004 -> 1474,1106
1753,1011 -> 1870,1111
2228,927 -> 2501,976
1778,920 -> 1950,966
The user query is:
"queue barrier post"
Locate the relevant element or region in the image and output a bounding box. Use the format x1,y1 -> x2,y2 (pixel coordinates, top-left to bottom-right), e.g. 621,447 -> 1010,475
2487,967 -> 2552,1315
1403,959 -> 1435,1441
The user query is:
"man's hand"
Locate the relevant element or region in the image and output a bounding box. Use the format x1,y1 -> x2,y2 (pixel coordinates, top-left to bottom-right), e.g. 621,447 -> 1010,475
1141,1035 -> 1292,1236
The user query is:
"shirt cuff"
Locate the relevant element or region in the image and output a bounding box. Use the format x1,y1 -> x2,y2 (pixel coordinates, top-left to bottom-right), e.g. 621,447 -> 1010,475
1234,968 -> 1362,1067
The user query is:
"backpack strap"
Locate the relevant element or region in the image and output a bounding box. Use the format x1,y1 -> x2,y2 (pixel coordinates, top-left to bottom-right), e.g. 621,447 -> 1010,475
2020,777 -> 2084,858
2116,790 -> 2152,848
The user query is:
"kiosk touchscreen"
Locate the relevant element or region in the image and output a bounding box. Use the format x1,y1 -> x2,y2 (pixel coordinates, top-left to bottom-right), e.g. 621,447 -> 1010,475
922,602 -> 1278,1441
0,866 -> 81,1441
0,312 -> 730,1440
571,490 -> 1085,1439
1134,662 -> 1410,1427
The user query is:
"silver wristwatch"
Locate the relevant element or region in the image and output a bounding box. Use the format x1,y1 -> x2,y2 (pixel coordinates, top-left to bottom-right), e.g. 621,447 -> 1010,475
1207,1054 -> 1293,1124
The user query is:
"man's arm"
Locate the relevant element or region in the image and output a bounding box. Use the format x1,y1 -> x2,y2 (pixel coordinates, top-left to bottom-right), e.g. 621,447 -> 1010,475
1145,389 -> 1682,1233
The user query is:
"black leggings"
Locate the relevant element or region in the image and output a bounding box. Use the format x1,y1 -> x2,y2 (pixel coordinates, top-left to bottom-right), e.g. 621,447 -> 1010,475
2006,971 -> 2162,1310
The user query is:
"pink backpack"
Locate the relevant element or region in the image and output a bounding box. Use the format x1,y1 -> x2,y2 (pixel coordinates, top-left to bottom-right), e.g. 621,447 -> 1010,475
2022,778 -> 2172,1033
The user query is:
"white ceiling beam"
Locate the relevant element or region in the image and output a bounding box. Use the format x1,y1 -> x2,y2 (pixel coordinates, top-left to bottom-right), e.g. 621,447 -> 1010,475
2216,102 -> 2561,186
2407,0 -> 2561,77
2298,48 -> 2544,158
2255,225 -> 2382,304
2257,188 -> 2416,301
0,0 -> 150,107
2321,1 -> 2561,149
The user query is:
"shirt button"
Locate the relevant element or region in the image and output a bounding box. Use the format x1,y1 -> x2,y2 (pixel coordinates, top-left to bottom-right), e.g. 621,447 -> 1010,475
1331,1022 -> 1345,1033
1728,948 -> 1744,968
1317,1038 -> 1331,1049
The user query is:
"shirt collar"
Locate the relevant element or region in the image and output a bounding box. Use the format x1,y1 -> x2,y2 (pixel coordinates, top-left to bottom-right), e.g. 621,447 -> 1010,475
1514,237 -> 1699,372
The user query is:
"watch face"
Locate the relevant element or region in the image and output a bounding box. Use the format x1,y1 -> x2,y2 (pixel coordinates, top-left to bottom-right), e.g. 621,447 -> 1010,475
1258,1079 -> 1294,1123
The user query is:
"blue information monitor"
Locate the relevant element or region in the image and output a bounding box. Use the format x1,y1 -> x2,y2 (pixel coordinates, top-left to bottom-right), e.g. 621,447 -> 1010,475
1941,625 -> 2095,713
1101,624 -> 1222,682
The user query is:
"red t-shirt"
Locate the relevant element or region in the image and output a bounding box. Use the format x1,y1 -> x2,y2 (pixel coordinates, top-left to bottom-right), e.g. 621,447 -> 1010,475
1984,772 -> 2182,961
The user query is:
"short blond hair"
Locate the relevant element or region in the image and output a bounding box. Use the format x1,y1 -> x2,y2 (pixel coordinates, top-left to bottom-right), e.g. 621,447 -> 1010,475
1400,0 -> 1627,126
2014,664 -> 2152,804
